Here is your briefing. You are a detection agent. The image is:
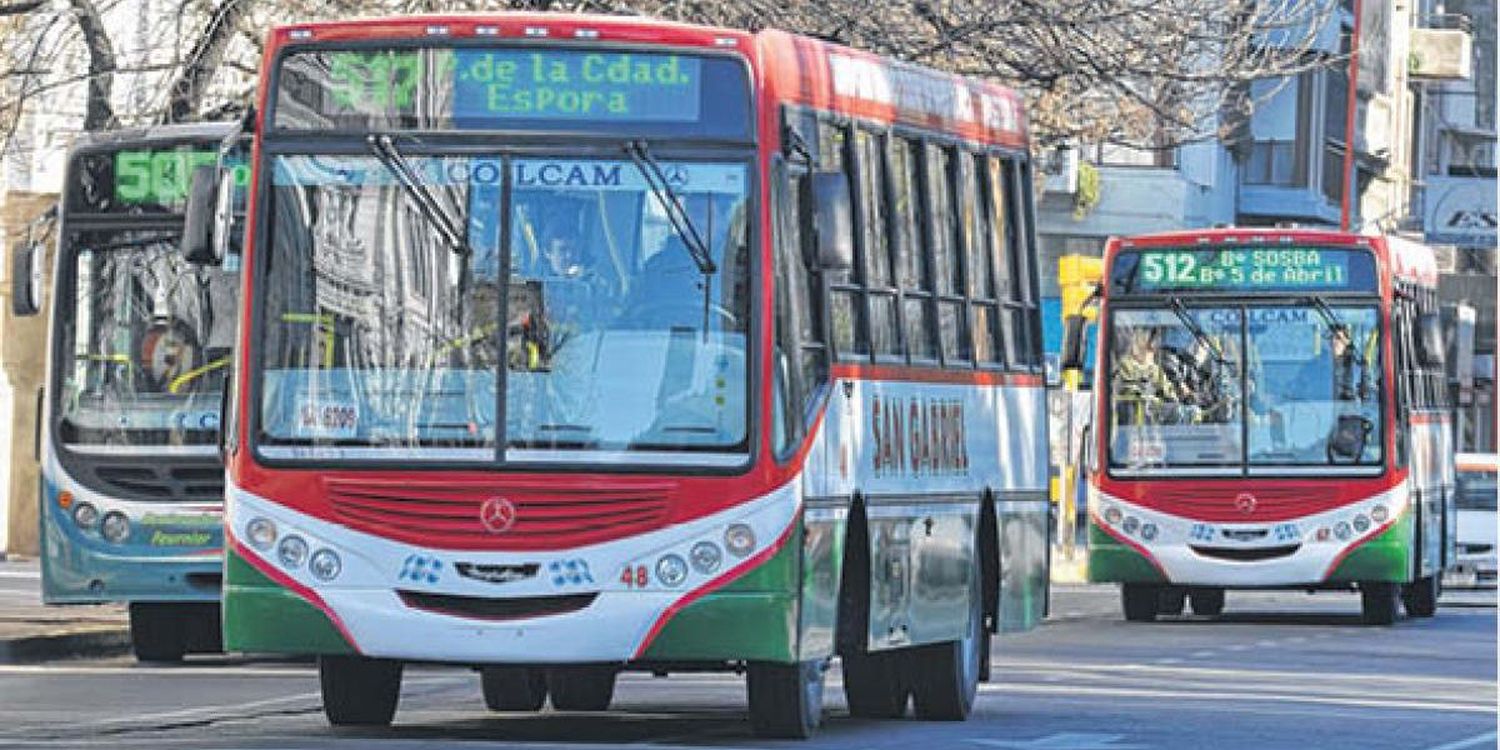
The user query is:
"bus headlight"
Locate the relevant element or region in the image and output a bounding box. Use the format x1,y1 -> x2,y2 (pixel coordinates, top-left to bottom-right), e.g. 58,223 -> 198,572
100,512 -> 130,544
1103,506 -> 1123,526
1370,504 -> 1389,523
1333,521 -> 1352,541
277,535 -> 309,569
309,549 -> 341,581
1122,516 -> 1140,535
724,524 -> 756,558
655,554 -> 688,587
1352,515 -> 1371,534
689,541 -> 722,574
72,502 -> 99,530
246,518 -> 277,550
1140,523 -> 1159,542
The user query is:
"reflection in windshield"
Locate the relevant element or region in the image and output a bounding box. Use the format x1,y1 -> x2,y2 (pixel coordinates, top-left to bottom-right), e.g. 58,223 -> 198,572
258,155 -> 750,459
1109,304 -> 1383,472
61,231 -> 236,447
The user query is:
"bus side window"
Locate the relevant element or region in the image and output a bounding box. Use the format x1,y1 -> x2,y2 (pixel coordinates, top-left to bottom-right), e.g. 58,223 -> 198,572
820,120 -> 868,360
772,156 -> 830,458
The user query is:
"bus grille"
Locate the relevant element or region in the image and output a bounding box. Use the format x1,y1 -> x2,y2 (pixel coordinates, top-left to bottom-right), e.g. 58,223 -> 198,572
90,464 -> 224,503
1189,544 -> 1301,562
1147,486 -> 1348,522
325,479 -> 671,550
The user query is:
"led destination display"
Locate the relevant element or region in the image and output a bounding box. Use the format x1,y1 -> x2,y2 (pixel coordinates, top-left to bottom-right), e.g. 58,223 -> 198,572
1111,247 -> 1378,294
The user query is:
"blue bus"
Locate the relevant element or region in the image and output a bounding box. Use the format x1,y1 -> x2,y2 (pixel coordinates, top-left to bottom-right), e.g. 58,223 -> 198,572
11,124 -> 243,661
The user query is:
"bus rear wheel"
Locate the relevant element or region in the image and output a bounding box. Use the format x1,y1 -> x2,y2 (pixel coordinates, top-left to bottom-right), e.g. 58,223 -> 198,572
546,666 -> 616,711
481,666 -> 547,711
1121,584 -> 1159,622
842,650 -> 908,718
911,585 -> 982,721
1402,575 -> 1440,618
747,660 -> 824,739
319,655 -> 402,726
1360,582 -> 1400,626
128,603 -> 186,663
1188,588 -> 1226,617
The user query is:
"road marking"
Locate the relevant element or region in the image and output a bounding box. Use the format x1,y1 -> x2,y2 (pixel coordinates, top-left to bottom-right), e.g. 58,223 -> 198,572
979,682 -> 1494,714
1422,731 -> 1499,750
0,570 -> 41,579
970,733 -> 1145,749
1154,658 -> 1182,665
1189,650 -> 1215,658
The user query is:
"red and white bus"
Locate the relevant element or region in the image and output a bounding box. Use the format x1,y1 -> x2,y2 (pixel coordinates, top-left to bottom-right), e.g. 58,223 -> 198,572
195,13 -> 1050,737
1067,229 -> 1454,625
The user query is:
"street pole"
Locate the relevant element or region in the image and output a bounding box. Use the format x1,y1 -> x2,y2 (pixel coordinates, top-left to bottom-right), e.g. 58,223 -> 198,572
1340,0 -> 1363,232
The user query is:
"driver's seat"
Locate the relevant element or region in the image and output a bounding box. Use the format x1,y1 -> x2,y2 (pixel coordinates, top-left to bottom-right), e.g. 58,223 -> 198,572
618,238 -> 702,330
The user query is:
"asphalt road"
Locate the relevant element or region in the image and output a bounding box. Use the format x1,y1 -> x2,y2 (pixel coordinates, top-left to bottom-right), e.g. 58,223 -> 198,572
0,585 -> 1493,750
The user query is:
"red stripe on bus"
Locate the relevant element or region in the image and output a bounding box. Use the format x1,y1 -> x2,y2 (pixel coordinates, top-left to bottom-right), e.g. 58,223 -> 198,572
228,536 -> 362,654
632,520 -> 797,659
1320,515 -> 1401,581
1089,512 -> 1170,579
1410,412 -> 1451,425
831,363 -> 1044,387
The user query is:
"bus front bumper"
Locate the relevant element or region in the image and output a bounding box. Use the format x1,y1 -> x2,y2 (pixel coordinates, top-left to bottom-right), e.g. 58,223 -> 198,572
223,482 -> 803,665
40,483 -> 223,604
1086,485 -> 1412,587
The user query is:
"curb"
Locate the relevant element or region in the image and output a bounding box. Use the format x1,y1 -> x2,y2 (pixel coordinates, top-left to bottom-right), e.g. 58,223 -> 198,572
0,627 -> 131,664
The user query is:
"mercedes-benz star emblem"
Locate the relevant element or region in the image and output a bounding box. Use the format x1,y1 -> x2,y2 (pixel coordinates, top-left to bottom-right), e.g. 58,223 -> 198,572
479,497 -> 518,534
1234,493 -> 1257,515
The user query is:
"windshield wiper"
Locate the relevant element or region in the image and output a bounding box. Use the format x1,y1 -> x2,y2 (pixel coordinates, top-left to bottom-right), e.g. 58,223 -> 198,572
623,140 -> 715,275
365,134 -> 472,258
1304,295 -> 1347,337
1167,297 -> 1229,367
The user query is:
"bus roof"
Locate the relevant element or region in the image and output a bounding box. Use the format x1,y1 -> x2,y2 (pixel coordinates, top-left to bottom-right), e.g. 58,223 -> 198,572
69,122 -> 236,154
1104,227 -> 1440,290
261,13 -> 1027,149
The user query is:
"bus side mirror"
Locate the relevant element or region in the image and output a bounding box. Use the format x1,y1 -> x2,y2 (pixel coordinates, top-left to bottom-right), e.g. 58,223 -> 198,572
1417,312 -> 1445,367
1060,315 -> 1088,371
11,241 -> 43,316
181,165 -> 219,265
808,171 -> 853,271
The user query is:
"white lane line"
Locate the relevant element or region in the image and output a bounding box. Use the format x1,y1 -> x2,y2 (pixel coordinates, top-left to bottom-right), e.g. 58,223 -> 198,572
979,682 -> 1495,715
1189,651 -> 1215,659
1421,731 -> 1500,750
1155,658 -> 1183,665
0,570 -> 42,579
0,664 -> 315,677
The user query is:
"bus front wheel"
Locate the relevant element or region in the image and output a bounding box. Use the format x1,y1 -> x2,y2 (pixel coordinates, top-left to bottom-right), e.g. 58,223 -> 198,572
546,666 -> 616,711
1360,582 -> 1401,626
747,660 -> 824,738
319,655 -> 402,726
128,603 -> 186,663
1402,575 -> 1440,618
1188,588 -> 1226,617
481,666 -> 547,711
1121,584 -> 1159,622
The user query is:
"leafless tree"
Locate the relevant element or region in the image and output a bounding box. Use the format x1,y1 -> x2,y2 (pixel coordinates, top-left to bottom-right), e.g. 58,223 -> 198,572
2,0 -> 1341,169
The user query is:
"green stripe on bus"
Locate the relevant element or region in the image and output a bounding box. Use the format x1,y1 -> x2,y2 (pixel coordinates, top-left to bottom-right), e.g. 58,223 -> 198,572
1086,520 -> 1169,583
638,526 -> 801,662
1324,512 -> 1414,583
222,550 -> 355,655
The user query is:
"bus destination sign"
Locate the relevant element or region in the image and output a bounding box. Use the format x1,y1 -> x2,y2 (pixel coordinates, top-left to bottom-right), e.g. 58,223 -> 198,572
115,148 -> 218,205
1114,247 -> 1377,294
453,51 -> 701,121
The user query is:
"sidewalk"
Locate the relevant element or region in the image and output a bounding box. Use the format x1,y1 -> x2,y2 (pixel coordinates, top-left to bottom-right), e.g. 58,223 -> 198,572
0,557 -> 129,662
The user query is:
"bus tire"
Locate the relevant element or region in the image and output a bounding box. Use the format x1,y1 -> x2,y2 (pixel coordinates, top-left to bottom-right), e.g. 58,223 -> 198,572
1360,582 -> 1400,626
1157,587 -> 1187,616
319,655 -> 402,726
842,650 -> 908,718
480,666 -> 547,711
128,603 -> 186,663
546,666 -> 616,711
911,583 -> 982,721
747,660 -> 824,738
1121,584 -> 1159,622
1188,587 -> 1225,617
1402,575 -> 1440,618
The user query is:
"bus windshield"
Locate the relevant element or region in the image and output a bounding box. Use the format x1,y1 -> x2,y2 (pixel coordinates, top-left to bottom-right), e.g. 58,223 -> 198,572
257,154 -> 752,462
59,230 -> 237,448
1108,303 -> 1383,474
